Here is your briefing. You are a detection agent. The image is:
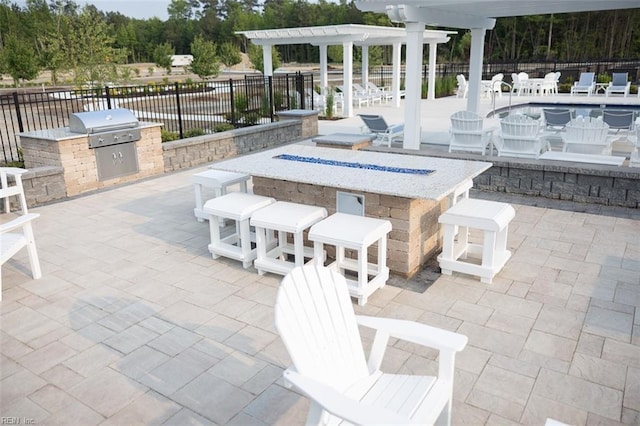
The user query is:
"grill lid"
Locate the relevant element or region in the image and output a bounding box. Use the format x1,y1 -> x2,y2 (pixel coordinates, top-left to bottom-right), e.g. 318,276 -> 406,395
69,108 -> 139,134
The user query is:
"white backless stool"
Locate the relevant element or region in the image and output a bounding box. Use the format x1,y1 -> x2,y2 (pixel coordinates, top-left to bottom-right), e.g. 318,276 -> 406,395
437,198 -> 515,284
250,202 -> 327,276
309,213 -> 392,306
192,169 -> 250,222
203,193 -> 275,268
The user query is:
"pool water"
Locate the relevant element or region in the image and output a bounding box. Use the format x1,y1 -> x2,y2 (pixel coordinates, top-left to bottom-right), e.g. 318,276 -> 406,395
491,103 -> 640,120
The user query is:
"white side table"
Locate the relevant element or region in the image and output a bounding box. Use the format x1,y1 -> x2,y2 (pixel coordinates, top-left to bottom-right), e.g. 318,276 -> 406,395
250,202 -> 327,276
309,213 -> 392,306
437,198 -> 515,284
203,193 -> 275,268
192,169 -> 250,222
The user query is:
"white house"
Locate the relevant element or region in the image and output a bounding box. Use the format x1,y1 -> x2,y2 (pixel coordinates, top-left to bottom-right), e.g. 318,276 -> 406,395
171,55 -> 193,67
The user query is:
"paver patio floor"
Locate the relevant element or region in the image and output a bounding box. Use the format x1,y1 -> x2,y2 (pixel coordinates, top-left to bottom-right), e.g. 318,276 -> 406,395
2,161 -> 639,425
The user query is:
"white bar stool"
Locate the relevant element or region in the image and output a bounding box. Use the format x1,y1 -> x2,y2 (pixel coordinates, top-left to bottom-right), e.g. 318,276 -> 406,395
437,198 -> 515,284
309,213 -> 392,306
250,202 -> 327,276
203,193 -> 275,268
192,169 -> 250,222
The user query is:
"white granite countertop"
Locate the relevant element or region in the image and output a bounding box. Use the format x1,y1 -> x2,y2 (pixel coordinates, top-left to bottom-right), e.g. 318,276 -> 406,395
17,121 -> 161,141
211,144 -> 492,201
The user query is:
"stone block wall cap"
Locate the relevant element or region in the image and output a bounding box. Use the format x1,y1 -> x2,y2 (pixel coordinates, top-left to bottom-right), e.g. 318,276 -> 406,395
277,110 -> 319,117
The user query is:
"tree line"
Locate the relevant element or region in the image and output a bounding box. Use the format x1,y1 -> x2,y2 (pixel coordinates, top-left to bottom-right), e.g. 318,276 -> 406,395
0,0 -> 638,87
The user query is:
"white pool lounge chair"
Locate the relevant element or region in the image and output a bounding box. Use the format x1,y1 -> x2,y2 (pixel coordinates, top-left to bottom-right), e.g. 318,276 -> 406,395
358,114 -> 404,147
605,72 -> 631,97
570,72 -> 596,96
275,264 -> 467,426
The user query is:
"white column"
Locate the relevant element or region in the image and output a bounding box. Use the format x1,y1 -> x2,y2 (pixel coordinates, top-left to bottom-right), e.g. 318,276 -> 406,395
392,42 -> 401,108
427,42 -> 437,100
467,28 -> 487,113
361,45 -> 369,87
262,44 -> 273,77
319,44 -> 328,95
343,41 -> 353,117
403,22 -> 425,150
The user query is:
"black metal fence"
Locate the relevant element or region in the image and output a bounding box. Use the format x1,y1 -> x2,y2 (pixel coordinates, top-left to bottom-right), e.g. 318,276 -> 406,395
366,59 -> 640,88
0,73 -> 317,164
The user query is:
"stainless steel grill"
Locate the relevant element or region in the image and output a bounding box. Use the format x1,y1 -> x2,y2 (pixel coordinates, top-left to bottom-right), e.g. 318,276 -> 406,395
69,109 -> 141,181
69,108 -> 141,148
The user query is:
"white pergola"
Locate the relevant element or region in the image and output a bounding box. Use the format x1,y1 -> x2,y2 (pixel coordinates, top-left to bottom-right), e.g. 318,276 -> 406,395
356,0 -> 640,149
236,25 -> 453,119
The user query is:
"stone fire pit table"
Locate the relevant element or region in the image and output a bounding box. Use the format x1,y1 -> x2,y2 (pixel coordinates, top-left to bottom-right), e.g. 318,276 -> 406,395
211,144 -> 491,277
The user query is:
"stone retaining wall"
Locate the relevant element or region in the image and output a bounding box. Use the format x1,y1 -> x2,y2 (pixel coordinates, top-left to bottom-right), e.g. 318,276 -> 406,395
252,176 -> 447,277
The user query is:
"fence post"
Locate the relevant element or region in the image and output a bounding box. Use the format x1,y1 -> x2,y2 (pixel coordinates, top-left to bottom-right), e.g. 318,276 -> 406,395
268,76 -> 275,122
229,79 -> 236,126
12,92 -> 24,134
174,82 -> 183,139
296,72 -> 305,110
105,86 -> 112,109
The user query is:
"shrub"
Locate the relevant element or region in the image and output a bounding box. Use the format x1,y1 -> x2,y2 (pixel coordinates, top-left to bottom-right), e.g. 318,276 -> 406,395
325,89 -> 335,118
161,130 -> 179,142
214,123 -> 235,132
183,128 -> 206,138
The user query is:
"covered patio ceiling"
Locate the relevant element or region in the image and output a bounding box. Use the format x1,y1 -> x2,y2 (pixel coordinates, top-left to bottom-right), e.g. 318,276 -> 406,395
354,0 -> 640,150
237,24 -> 455,117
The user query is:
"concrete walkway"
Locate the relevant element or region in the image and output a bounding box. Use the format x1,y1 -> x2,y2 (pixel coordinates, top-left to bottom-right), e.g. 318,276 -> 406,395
2,94 -> 640,425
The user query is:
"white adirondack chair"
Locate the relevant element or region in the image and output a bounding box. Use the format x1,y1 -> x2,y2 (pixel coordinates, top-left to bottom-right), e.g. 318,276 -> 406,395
449,110 -> 494,155
497,114 -> 549,158
562,117 -> 611,155
1,167 -> 42,301
275,265 -> 467,426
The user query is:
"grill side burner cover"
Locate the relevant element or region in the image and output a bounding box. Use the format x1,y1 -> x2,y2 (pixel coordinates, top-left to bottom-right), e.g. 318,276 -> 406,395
69,108 -> 141,148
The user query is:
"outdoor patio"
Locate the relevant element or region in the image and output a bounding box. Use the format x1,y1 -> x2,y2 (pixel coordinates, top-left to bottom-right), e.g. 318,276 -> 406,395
2,93 -> 640,425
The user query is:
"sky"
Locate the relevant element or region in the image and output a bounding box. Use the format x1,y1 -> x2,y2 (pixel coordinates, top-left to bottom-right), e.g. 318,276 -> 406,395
14,0 -> 171,20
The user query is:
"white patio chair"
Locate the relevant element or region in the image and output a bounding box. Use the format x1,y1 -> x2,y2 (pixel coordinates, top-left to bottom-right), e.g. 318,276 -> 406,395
482,73 -> 503,98
601,109 -> 635,145
275,264 -> 467,426
305,88 -> 326,112
570,72 -> 596,96
1,167 -> 42,301
562,117 -> 611,155
539,72 -> 558,96
497,114 -> 549,158
511,72 -> 530,96
358,114 -> 404,147
542,108 -> 573,146
456,74 -> 468,98
449,110 -> 494,155
605,72 -> 631,97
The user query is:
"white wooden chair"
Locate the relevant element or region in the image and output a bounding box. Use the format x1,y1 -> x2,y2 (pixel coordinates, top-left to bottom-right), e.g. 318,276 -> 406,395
570,72 -> 595,96
275,264 -> 467,426
449,110 -> 494,155
562,117 -> 611,155
497,114 -> 549,158
1,167 -> 42,301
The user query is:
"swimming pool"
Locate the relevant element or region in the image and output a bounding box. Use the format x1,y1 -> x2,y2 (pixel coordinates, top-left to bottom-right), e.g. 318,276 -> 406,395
489,102 -> 640,120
